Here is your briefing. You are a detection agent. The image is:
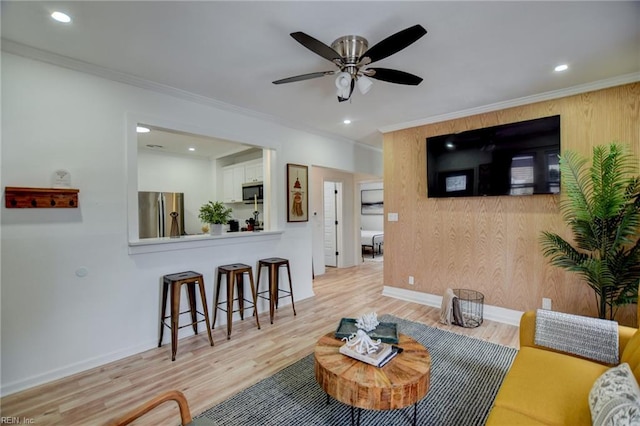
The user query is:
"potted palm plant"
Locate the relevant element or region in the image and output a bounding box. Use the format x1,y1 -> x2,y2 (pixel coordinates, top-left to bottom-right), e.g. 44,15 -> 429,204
198,201 -> 233,235
540,142 -> 640,319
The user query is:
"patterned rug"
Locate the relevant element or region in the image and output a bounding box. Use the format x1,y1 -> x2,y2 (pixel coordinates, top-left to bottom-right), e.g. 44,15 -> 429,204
194,315 -> 517,425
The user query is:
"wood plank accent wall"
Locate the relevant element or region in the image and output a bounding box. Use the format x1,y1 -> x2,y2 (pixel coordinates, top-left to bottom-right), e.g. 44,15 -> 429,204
383,83 -> 640,326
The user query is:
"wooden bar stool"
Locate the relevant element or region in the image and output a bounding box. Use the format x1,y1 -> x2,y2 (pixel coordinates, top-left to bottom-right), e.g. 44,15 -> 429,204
256,257 -> 297,324
159,271 -> 214,361
212,263 -> 261,339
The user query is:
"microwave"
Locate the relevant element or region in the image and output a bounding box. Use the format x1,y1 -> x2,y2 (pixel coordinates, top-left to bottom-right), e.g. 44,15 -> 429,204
242,182 -> 263,203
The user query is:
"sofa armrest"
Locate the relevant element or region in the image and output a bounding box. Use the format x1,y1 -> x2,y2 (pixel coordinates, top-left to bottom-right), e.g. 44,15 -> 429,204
619,325 -> 637,355
518,310 -> 538,348
519,310 -> 637,362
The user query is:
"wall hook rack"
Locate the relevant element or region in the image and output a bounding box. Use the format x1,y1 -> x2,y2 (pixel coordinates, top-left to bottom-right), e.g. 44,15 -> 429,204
4,187 -> 79,208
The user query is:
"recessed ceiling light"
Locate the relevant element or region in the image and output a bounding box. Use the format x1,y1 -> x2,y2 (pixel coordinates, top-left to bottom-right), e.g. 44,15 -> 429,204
136,126 -> 150,133
554,64 -> 568,72
188,147 -> 195,152
51,11 -> 71,23
343,119 -> 351,125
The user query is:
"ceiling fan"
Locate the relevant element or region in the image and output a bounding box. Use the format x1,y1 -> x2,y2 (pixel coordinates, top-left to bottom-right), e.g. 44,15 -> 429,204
273,24 -> 427,102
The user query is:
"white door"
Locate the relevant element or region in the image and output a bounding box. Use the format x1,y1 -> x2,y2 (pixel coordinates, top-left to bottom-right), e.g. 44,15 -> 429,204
324,181 -> 339,267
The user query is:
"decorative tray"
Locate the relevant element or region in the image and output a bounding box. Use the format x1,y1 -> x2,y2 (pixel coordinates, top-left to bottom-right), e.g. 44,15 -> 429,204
334,318 -> 399,344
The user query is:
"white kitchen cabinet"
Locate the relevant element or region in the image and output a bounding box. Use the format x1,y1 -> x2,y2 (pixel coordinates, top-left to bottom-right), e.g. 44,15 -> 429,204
222,165 -> 245,203
244,161 -> 263,183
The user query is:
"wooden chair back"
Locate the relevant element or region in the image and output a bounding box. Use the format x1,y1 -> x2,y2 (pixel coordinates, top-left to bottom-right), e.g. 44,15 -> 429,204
108,389 -> 192,426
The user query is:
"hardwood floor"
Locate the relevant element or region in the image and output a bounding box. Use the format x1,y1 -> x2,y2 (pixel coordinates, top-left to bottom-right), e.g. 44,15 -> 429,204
0,261 -> 519,425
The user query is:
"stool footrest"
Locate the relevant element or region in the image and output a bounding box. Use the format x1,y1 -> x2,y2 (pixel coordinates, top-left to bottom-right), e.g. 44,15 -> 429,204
161,319 -> 209,331
257,289 -> 293,299
215,299 -> 257,313
161,310 -> 209,330
162,309 -> 207,318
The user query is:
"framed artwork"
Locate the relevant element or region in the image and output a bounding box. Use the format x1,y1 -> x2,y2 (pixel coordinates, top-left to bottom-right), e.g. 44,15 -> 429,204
361,189 -> 384,215
287,163 -> 308,222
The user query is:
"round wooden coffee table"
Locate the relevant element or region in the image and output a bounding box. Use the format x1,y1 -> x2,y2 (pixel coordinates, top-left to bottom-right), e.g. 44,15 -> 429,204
314,332 -> 430,425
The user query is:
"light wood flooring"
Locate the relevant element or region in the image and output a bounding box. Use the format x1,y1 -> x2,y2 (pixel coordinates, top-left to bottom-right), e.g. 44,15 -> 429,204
0,261 -> 519,425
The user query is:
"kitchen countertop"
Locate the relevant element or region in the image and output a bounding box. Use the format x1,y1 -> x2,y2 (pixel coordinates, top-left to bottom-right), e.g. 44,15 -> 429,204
128,230 -> 284,255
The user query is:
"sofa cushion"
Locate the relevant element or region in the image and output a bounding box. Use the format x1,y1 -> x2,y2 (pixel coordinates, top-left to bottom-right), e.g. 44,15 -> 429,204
485,405 -> 549,425
589,363 -> 640,426
490,346 -> 608,425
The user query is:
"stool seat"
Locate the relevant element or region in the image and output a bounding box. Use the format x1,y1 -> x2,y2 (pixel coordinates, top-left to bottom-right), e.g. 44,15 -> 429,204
258,257 -> 289,265
219,263 -> 254,272
159,271 -> 214,361
256,258 -> 296,324
213,263 -> 261,339
164,270 -> 202,282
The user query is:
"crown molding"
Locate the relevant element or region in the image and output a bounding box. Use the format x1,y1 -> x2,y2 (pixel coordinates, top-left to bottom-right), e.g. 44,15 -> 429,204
378,72 -> 640,134
1,40 -> 383,152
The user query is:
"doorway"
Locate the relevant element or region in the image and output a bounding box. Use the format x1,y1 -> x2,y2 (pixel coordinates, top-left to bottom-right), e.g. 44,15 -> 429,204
323,181 -> 343,267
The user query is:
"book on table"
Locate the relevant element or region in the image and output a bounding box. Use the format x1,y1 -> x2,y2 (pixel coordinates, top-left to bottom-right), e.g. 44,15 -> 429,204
335,318 -> 399,344
339,342 -> 398,367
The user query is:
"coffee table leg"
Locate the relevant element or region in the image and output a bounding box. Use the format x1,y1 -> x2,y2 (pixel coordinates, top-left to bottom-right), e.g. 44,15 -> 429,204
350,406 -> 361,426
413,402 -> 417,426
326,393 -> 330,405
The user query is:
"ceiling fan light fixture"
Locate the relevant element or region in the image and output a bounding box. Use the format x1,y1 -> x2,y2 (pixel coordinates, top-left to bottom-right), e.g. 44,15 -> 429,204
357,75 -> 373,95
335,72 -> 352,99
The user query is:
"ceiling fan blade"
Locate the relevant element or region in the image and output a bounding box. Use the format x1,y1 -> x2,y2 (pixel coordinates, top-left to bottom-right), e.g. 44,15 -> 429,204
360,25 -> 427,65
272,71 -> 335,85
290,32 -> 342,63
367,68 -> 423,85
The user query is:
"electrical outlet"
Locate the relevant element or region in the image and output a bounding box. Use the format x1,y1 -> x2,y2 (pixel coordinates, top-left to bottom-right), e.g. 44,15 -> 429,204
388,212 -> 399,222
408,276 -> 414,285
542,298 -> 552,310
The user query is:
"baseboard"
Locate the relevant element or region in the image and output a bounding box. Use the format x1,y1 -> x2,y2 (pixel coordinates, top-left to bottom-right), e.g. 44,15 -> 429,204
382,286 -> 522,327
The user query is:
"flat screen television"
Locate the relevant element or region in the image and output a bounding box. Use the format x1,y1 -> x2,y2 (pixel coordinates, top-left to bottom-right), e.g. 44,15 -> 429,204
426,115 -> 560,198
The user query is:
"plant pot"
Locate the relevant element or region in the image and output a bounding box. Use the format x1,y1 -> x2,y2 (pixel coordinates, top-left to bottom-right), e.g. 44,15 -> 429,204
209,223 -> 224,235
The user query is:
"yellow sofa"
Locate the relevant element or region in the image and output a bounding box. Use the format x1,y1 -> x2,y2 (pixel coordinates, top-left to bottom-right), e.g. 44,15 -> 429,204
486,310 -> 640,425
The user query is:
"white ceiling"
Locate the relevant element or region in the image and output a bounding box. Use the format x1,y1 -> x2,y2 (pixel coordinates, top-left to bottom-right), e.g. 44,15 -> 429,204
136,125 -> 256,159
2,1 -> 639,150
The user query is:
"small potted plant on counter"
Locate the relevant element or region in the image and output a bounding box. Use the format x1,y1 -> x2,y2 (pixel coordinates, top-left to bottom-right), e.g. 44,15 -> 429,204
198,201 -> 233,235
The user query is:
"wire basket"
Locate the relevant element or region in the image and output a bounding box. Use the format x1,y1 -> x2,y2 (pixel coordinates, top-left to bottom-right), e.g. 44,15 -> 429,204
453,289 -> 484,328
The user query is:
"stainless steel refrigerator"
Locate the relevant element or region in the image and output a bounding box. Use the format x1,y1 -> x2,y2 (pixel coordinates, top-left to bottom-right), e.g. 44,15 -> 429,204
138,192 -> 185,238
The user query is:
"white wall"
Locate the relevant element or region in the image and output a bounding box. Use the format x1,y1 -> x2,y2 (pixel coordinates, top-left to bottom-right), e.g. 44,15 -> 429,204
0,52 -> 382,395
138,150 -> 214,235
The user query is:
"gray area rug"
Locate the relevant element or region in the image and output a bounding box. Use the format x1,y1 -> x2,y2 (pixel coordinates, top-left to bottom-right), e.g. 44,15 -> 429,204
195,315 -> 517,425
